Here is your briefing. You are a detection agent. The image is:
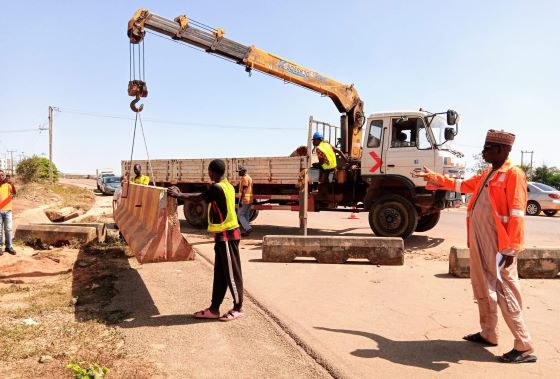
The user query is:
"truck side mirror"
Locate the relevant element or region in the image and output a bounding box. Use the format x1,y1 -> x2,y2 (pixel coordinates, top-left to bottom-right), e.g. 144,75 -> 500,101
444,127 -> 455,141
446,109 -> 459,125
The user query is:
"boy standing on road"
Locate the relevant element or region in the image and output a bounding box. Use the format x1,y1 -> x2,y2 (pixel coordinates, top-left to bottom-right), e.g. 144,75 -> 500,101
167,159 -> 244,321
0,170 -> 16,256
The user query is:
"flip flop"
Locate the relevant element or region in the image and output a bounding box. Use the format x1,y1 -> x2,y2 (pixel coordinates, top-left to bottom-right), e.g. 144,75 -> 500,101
498,349 -> 537,363
219,309 -> 244,322
193,308 -> 220,319
462,332 -> 498,346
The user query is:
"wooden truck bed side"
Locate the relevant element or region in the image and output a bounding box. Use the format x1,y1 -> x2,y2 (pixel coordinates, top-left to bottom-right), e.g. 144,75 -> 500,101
122,156 -> 306,186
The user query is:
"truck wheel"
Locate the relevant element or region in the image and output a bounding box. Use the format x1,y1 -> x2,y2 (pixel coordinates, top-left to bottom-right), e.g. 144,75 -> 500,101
183,199 -> 208,228
526,201 -> 541,216
415,212 -> 441,232
369,194 -> 418,238
249,209 -> 260,222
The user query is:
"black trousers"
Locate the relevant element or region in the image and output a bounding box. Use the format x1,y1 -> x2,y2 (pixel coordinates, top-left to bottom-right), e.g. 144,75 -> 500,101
210,239 -> 243,313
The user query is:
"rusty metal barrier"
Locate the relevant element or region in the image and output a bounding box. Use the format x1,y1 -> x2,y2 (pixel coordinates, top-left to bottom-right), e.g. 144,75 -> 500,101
114,183 -> 194,263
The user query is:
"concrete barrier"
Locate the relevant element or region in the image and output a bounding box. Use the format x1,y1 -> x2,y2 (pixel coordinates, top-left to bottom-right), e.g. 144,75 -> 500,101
262,235 -> 404,265
38,222 -> 106,243
449,246 -> 560,279
15,224 -> 98,246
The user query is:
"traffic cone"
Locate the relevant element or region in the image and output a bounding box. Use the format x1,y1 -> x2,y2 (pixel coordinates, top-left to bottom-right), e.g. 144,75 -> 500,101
348,206 -> 359,219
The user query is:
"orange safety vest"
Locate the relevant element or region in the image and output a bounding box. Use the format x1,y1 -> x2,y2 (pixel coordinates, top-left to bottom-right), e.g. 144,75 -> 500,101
0,182 -> 15,211
425,159 -> 526,252
238,174 -> 253,205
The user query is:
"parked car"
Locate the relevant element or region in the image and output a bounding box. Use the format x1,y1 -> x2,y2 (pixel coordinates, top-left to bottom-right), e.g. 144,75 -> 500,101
526,182 -> 560,216
97,171 -> 114,191
100,176 -> 121,196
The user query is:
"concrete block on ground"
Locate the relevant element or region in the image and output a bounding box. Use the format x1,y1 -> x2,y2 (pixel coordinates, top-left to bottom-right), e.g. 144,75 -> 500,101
449,246 -> 560,279
449,246 -> 470,278
44,207 -> 80,222
15,224 -> 97,246
39,222 -> 106,243
262,235 -> 404,265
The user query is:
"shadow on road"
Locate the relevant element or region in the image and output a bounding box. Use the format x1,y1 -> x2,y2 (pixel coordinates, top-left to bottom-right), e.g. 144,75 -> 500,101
315,327 -> 496,371
404,235 -> 445,251
181,220 -> 378,239
71,246 -> 157,325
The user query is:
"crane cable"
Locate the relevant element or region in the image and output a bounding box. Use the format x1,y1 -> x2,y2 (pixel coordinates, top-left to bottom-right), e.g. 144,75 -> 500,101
125,41 -> 154,196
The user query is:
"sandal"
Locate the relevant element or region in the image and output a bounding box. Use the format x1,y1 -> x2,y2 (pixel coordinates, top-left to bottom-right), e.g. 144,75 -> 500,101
219,309 -> 244,322
498,349 -> 537,363
193,308 -> 220,319
462,332 -> 497,346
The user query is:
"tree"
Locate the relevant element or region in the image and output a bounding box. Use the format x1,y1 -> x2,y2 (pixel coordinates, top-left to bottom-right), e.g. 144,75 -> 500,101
469,153 -> 489,175
15,156 -> 59,183
531,164 -> 560,189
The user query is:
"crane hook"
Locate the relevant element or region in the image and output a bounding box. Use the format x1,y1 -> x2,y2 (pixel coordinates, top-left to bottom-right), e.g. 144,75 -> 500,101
130,96 -> 144,112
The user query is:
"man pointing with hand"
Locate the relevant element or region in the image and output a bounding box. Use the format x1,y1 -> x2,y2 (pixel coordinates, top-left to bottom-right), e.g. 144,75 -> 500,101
412,129 -> 536,364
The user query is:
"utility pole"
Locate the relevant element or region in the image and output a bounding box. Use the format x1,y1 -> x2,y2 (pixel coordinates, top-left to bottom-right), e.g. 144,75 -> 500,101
48,106 -> 53,184
7,149 -> 17,177
521,150 -> 534,179
47,106 -> 60,185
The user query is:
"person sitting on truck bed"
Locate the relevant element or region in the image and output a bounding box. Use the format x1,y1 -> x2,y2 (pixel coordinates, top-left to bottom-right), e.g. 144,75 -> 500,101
130,164 -> 150,185
311,132 -> 347,183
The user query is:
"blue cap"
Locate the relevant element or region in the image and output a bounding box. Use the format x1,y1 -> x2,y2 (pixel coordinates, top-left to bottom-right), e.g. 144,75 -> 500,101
312,132 -> 323,140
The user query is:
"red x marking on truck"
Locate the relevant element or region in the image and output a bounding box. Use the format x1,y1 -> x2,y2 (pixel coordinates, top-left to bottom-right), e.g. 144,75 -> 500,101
369,151 -> 382,173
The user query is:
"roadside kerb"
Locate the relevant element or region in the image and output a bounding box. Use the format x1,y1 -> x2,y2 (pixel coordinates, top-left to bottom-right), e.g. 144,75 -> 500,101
449,246 -> 560,278
262,235 -> 404,265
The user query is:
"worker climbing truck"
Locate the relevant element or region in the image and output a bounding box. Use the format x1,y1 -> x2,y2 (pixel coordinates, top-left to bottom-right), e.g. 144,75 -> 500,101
125,9 -> 466,238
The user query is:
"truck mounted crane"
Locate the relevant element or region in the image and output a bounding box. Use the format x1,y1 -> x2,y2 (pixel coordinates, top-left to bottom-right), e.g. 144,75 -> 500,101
125,8 -> 466,238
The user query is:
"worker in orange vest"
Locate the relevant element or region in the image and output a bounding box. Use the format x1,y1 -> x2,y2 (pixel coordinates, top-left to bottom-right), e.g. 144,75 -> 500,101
0,170 -> 17,256
412,129 -> 536,363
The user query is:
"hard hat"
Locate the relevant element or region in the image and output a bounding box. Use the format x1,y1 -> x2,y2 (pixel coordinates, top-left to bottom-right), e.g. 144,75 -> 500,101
312,132 -> 323,140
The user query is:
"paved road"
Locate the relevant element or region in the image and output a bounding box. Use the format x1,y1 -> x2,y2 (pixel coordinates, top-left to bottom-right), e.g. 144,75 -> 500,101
63,179 -> 560,377
184,209 -> 560,378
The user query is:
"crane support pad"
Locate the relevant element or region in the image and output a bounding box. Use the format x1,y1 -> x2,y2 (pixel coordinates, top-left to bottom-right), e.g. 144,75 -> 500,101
262,235 -> 403,265
114,183 -> 194,263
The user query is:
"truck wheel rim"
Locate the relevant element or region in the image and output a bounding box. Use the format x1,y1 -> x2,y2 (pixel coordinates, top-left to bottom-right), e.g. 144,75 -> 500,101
380,207 -> 402,231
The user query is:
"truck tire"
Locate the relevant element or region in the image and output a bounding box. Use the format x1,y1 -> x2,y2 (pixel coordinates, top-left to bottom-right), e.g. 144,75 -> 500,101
183,199 -> 208,229
415,212 -> 441,232
249,209 -> 260,222
369,194 -> 418,238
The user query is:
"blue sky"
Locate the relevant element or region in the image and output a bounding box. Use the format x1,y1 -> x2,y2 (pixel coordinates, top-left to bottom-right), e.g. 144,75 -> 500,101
1,1 -> 558,174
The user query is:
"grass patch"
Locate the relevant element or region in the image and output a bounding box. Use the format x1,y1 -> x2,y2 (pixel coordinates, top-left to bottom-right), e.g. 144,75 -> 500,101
49,183 -> 95,211
17,182 -> 95,212
0,252 -> 160,378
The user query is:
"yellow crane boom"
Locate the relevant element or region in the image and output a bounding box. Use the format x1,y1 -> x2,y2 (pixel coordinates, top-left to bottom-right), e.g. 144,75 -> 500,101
128,8 -> 365,159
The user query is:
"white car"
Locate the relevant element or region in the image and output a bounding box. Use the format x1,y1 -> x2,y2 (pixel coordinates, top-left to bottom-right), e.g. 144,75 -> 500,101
526,182 -> 560,217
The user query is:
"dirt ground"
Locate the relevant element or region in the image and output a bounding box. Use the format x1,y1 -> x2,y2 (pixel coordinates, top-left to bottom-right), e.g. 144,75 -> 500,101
0,182 -> 161,378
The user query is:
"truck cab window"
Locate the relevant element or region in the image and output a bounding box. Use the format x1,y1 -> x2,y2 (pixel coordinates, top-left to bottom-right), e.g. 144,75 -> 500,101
391,118 -> 417,148
367,120 -> 383,148
416,118 -> 432,149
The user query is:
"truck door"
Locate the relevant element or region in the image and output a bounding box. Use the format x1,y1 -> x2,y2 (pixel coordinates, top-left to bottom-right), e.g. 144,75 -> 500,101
361,118 -> 387,177
383,117 -> 435,186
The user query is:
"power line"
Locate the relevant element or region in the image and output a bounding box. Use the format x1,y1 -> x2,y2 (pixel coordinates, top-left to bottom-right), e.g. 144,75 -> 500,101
58,108 -> 304,130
